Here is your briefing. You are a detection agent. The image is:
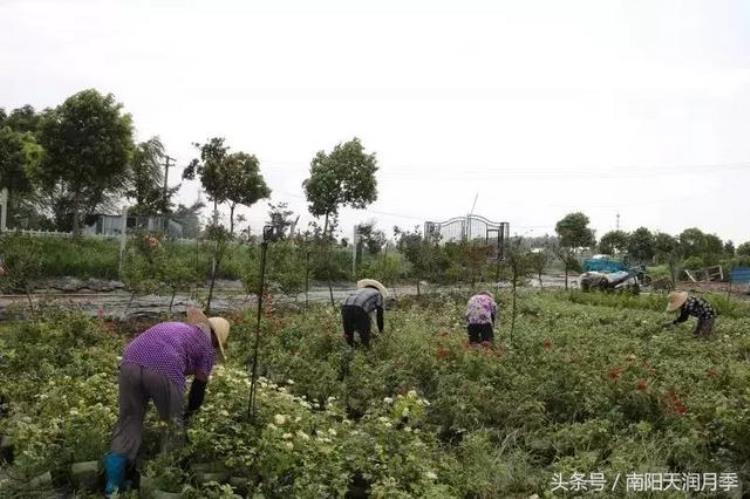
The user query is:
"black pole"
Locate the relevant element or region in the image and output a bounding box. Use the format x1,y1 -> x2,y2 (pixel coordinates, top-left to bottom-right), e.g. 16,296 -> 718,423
305,250 -> 310,310
248,239 -> 269,420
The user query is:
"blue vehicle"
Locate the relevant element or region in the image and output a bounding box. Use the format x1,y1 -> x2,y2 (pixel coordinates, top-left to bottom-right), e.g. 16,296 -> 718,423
580,255 -> 648,292
583,256 -> 628,274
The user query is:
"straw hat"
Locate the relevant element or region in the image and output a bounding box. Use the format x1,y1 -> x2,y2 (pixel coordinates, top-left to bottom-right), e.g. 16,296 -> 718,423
186,307 -> 230,360
357,278 -> 388,298
666,291 -> 689,312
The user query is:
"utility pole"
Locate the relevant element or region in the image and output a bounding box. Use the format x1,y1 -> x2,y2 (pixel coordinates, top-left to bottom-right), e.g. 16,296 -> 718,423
616,212 -> 621,231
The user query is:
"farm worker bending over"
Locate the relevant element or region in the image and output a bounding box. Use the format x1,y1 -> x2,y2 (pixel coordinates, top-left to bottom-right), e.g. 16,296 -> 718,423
341,278 -> 387,347
103,307 -> 230,496
465,292 -> 498,344
664,291 -> 718,338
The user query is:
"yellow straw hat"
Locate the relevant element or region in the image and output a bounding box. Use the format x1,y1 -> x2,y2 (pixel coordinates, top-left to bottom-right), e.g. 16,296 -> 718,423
666,291 -> 689,312
357,278 -> 388,298
208,317 -> 230,361
186,307 -> 229,360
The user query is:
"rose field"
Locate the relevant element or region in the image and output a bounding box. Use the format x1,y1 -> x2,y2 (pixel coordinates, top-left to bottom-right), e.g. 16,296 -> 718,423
1,290 -> 750,498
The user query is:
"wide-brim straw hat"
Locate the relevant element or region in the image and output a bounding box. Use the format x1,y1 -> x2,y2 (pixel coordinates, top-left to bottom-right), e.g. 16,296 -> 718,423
666,291 -> 689,312
357,278 -> 389,298
186,307 -> 229,360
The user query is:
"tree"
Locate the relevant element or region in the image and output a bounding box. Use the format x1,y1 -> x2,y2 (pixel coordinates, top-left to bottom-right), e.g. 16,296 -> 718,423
703,233 -> 723,265
183,137 -> 231,222
654,232 -> 682,286
172,200 -> 205,239
737,242 -> 750,257
37,89 -> 134,236
357,222 -> 387,255
527,248 -> 552,289
302,137 -> 378,306
504,237 -> 534,343
0,127 -> 40,203
724,240 -> 735,257
555,212 -> 596,249
3,105 -> 43,134
127,137 -> 179,215
267,202 -> 297,239
598,230 -> 629,255
555,212 -> 594,289
395,225 -> 445,294
222,152 -> 270,235
678,228 -> 706,258
627,227 -> 655,263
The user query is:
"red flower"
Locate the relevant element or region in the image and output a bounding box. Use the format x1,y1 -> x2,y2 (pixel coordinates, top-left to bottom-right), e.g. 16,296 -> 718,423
543,339 -> 553,350
607,367 -> 622,380
636,379 -> 648,391
664,390 -> 688,415
706,367 -> 718,379
436,346 -> 450,360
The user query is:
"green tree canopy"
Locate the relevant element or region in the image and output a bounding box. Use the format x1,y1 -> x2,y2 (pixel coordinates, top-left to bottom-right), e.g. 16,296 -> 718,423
598,230 -> 629,255
555,212 -> 595,249
127,136 -> 179,215
678,228 -> 707,258
183,137 -> 231,215
302,137 -> 378,229
737,242 -> 750,257
222,151 -> 271,235
37,89 -> 134,236
627,227 -> 655,263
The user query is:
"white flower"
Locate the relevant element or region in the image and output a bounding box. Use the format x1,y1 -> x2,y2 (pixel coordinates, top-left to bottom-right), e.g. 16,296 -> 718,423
294,416 -> 302,423
425,471 -> 438,480
282,433 -> 293,439
328,428 -> 337,436
327,396 -> 336,402
296,430 -> 311,441
219,410 -> 229,417
404,426 -> 412,432
383,397 -> 394,404
286,379 -> 295,385
378,416 -> 389,423
401,408 -> 410,417
407,390 -> 418,399
267,423 -> 278,431
285,442 -> 294,450
384,422 -> 392,428
274,414 -> 287,425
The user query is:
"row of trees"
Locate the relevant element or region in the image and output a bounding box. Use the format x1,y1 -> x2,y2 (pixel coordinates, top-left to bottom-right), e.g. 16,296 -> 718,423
0,90 -> 272,238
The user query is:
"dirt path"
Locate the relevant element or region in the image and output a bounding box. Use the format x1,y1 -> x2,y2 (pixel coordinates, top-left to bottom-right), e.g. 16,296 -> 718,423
0,275 -> 581,321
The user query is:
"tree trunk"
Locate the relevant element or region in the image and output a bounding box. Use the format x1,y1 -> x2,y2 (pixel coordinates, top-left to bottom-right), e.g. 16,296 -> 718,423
72,188 -> 81,237
229,203 -> 235,235
169,289 -> 176,313
305,250 -> 311,310
510,275 -> 517,345
323,212 -> 335,309
416,279 -> 420,296
206,240 -> 219,314
564,264 -> 569,290
538,271 -> 544,289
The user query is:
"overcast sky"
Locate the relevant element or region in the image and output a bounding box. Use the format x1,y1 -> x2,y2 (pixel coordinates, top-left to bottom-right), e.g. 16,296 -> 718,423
2,0 -> 749,243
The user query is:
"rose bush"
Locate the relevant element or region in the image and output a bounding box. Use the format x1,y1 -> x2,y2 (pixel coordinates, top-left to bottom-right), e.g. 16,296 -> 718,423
1,290 -> 749,497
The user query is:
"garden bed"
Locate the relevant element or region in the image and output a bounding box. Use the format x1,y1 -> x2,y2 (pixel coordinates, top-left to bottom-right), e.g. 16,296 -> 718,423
1,291 -> 748,497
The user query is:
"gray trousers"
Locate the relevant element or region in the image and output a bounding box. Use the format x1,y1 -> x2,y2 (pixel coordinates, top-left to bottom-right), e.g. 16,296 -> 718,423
110,363 -> 184,461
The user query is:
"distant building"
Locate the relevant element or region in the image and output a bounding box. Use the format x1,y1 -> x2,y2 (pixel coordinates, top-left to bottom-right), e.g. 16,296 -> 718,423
83,213 -> 184,238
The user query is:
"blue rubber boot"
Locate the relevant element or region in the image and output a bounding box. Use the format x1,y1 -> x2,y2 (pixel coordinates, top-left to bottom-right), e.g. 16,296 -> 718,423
104,452 -> 128,496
